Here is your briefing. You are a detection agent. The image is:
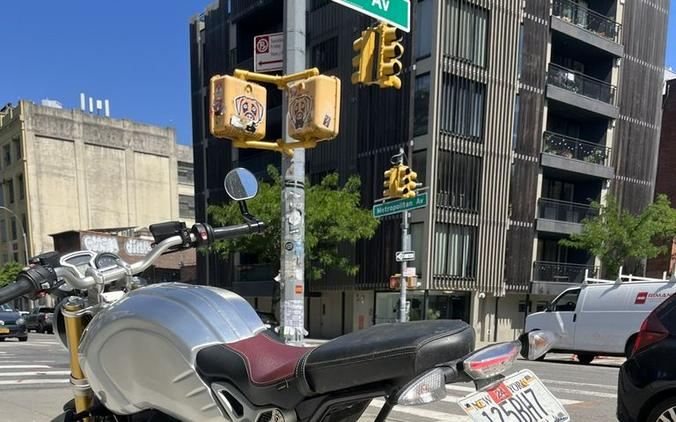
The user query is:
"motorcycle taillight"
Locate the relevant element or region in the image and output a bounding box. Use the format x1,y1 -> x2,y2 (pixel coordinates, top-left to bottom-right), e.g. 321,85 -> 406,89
463,341 -> 520,380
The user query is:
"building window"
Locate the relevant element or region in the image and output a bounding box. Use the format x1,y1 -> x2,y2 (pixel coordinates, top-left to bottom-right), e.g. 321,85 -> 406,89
17,174 -> 24,200
3,145 -> 10,167
434,223 -> 477,278
437,151 -> 482,212
517,23 -> 525,79
21,214 -> 28,240
7,181 -> 14,204
412,150 -> 427,185
414,73 -> 431,136
512,94 -> 520,150
415,0 -> 433,59
179,195 -> 195,219
312,37 -> 338,71
411,222 -> 424,271
12,138 -> 20,161
439,74 -> 486,140
0,219 -> 6,242
442,0 -> 489,67
11,218 -> 17,240
178,162 -> 194,185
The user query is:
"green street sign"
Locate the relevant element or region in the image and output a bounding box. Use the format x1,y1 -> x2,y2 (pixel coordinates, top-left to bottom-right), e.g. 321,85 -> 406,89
331,0 -> 411,32
373,193 -> 428,218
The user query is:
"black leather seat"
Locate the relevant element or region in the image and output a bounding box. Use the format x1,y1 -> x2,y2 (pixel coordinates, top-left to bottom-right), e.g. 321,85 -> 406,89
196,320 -> 475,407
303,320 -> 475,394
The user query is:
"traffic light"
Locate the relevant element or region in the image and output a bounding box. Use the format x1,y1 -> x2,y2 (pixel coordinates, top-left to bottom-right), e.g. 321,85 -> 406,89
286,75 -> 341,144
352,28 -> 377,85
210,75 -> 267,142
402,167 -> 419,199
376,23 -> 404,89
383,166 -> 399,198
397,165 -> 414,198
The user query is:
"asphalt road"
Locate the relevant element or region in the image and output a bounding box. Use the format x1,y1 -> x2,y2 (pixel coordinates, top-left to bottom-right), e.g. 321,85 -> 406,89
0,334 -> 623,421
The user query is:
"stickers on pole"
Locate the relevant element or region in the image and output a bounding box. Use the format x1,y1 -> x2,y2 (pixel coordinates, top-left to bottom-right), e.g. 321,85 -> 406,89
286,75 -> 341,144
210,75 -> 267,142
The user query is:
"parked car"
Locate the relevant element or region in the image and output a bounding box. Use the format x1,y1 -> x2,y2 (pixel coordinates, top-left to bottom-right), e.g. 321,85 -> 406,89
618,293 -> 676,422
25,306 -> 54,334
526,275 -> 676,364
0,303 -> 27,341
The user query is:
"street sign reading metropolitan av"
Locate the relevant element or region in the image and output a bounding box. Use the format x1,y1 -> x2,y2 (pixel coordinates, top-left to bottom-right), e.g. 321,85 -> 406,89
331,0 -> 411,32
373,192 -> 428,218
254,32 -> 284,73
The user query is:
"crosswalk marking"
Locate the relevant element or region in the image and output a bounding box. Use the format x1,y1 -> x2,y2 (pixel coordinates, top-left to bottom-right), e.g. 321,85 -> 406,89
370,398 -> 471,422
540,378 -> 616,389
0,364 -> 51,369
441,394 -> 581,406
0,370 -> 70,377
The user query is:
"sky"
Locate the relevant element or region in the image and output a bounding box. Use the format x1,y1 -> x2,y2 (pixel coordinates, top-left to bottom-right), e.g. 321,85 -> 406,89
2,2 -> 676,147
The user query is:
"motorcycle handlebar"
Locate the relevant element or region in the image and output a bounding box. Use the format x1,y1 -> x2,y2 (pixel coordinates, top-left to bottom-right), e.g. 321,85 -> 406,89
0,277 -> 35,304
0,265 -> 58,304
212,221 -> 265,240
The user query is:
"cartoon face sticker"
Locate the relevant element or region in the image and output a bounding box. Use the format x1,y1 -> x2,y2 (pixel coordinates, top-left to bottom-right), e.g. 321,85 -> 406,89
289,95 -> 313,130
233,95 -> 264,125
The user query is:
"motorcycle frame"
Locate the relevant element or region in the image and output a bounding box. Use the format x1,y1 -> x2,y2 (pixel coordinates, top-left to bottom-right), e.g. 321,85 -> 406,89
62,297 -> 93,421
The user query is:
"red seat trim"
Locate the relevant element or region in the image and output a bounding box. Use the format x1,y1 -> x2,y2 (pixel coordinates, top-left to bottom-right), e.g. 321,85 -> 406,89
224,333 -> 313,386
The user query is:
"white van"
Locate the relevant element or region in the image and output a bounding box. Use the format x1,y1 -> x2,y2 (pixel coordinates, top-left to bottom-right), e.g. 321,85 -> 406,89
525,273 -> 676,364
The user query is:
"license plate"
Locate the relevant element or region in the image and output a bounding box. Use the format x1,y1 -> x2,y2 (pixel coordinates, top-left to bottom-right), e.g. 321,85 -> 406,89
0,327 -> 9,334
458,370 -> 570,422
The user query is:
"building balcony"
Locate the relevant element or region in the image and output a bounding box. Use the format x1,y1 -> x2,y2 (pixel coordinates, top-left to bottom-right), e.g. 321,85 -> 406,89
551,0 -> 623,57
541,132 -> 614,180
531,261 -> 598,295
536,198 -> 597,235
547,64 -> 619,119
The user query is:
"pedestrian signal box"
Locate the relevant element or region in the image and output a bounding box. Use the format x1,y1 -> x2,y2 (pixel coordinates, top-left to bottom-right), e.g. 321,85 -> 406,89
210,75 -> 267,142
286,75 -> 341,145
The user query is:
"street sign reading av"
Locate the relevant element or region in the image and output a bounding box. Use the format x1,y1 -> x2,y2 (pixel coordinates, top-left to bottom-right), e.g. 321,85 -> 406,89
254,32 -> 284,73
331,0 -> 411,32
396,251 -> 415,262
373,192 -> 428,218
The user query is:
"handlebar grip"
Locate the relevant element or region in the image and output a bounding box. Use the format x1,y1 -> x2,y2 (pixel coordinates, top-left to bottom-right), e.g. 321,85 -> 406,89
0,277 -> 36,304
212,222 -> 265,241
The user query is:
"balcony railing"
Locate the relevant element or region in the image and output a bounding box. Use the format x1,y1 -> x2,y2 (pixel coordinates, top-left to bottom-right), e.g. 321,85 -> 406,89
538,198 -> 597,224
542,132 -> 611,166
548,63 -> 616,105
533,261 -> 598,283
552,0 -> 621,42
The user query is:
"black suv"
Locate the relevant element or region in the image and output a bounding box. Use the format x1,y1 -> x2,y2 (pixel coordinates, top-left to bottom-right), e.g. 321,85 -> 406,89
618,293 -> 676,422
25,306 -> 54,334
0,303 -> 27,341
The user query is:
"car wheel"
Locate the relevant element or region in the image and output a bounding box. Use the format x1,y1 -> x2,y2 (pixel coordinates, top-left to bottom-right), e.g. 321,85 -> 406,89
646,397 -> 676,422
18,336 -> 27,342
577,353 -> 595,365
535,353 -> 547,361
37,323 -> 44,334
0,338 -> 4,342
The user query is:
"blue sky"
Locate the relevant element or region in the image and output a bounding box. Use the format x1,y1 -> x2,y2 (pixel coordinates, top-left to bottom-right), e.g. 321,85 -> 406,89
1,2 -> 676,146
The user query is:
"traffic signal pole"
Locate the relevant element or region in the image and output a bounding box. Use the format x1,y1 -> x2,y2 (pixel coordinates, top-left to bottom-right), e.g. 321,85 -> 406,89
280,0 -> 307,345
395,148 -> 410,323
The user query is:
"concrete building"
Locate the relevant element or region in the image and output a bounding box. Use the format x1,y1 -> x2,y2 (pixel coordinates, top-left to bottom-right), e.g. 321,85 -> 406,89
190,0 -> 668,340
0,100 -> 195,267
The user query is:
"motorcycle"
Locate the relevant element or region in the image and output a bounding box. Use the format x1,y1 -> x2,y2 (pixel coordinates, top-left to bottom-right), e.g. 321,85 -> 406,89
0,168 -> 567,422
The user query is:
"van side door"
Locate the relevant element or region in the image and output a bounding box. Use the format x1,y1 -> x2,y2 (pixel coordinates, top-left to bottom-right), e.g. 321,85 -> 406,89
548,288 -> 581,350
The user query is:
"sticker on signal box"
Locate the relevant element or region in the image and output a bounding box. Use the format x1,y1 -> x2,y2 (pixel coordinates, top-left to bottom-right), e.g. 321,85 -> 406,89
459,370 -> 569,422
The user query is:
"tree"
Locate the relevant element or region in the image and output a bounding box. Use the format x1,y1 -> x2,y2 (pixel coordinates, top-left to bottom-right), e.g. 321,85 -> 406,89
560,194 -> 676,278
208,165 -> 379,281
0,262 -> 23,288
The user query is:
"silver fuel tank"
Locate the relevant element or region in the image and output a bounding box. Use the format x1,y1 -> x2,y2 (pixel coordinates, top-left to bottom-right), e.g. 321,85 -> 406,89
78,283 -> 267,421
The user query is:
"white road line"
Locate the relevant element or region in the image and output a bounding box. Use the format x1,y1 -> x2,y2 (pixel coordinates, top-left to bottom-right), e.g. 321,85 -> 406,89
0,365 -> 50,369
0,378 -> 69,385
446,383 -> 615,400
370,398 -> 471,422
540,378 -> 616,389
0,371 -> 69,377
441,395 -> 581,406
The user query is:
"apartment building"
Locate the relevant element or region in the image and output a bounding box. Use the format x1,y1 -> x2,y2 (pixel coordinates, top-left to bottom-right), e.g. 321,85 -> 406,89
190,0 -> 668,340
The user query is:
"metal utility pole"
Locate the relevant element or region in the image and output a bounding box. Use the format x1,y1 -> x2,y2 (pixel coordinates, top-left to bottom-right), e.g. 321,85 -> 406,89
280,0 -> 307,345
396,149 -> 411,323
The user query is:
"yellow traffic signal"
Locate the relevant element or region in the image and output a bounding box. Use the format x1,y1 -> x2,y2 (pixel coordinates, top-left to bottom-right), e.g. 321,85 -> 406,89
403,168 -> 419,199
286,75 -> 341,144
376,23 -> 404,89
352,28 -> 377,85
210,75 -> 267,142
383,166 -> 398,198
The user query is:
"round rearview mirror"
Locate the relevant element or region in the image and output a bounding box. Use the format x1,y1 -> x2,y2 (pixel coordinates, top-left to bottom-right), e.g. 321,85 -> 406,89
224,168 -> 259,201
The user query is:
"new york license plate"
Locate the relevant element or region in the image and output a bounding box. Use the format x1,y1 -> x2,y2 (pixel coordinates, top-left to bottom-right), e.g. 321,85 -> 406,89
459,370 -> 569,422
0,327 -> 9,334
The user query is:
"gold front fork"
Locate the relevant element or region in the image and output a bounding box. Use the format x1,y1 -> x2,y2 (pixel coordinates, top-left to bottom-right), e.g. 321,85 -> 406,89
63,298 -> 92,422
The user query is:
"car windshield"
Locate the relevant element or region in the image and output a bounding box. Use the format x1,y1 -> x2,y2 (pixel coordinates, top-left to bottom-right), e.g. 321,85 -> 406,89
0,304 -> 14,312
